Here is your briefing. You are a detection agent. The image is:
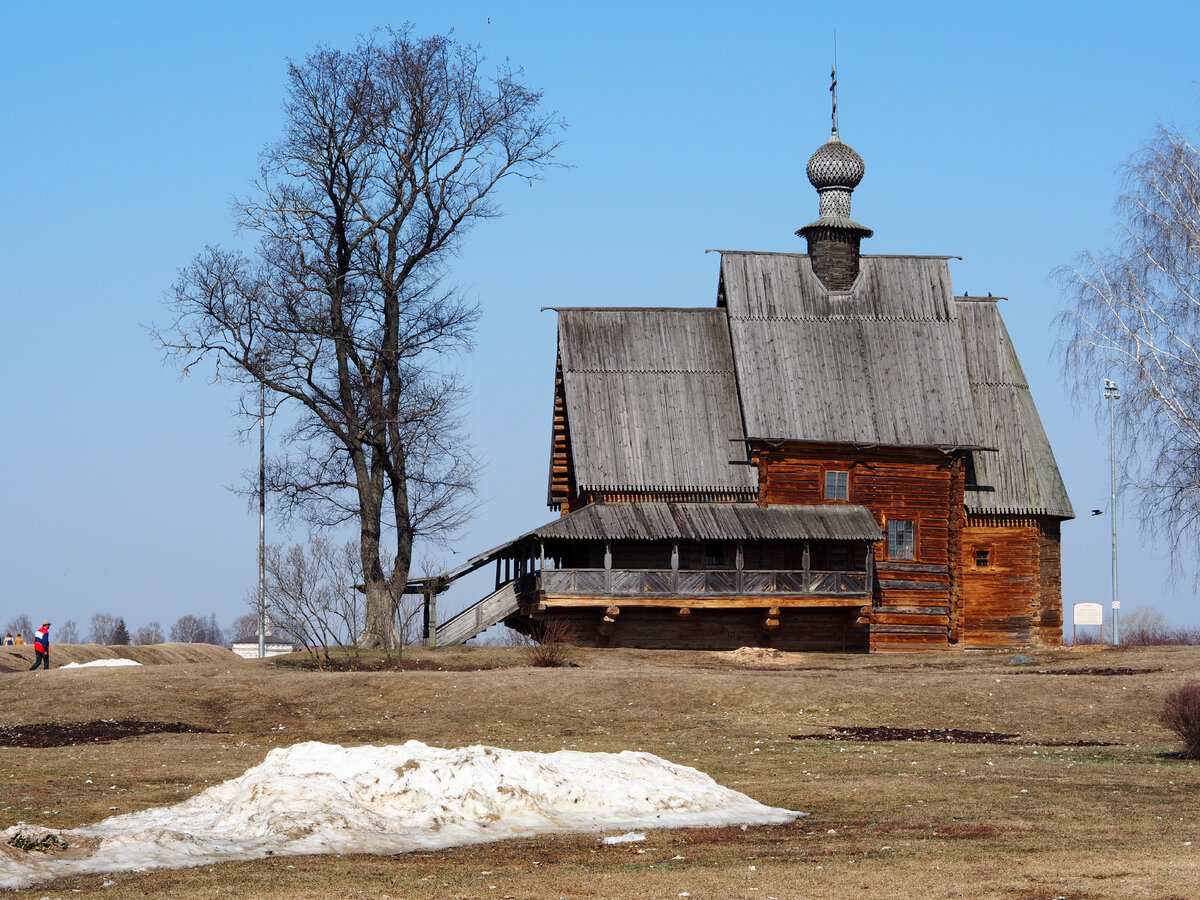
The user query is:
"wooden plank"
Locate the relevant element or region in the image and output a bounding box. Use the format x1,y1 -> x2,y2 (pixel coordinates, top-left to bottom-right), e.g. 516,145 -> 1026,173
876,579 -> 950,591
870,624 -> 950,635
873,613 -> 950,627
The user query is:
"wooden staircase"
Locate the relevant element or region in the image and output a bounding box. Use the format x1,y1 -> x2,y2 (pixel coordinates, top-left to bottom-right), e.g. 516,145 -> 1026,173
436,580 -> 520,646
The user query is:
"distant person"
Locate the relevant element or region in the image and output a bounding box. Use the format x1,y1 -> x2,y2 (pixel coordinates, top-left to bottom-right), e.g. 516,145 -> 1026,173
2,632 -> 12,645
13,633 -> 23,645
28,622 -> 49,670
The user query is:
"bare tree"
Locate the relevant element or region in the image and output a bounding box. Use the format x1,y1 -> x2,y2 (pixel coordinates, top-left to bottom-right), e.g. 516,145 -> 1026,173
56,619 -> 79,644
5,614 -> 32,643
169,613 -> 224,645
1058,124 -> 1200,562
230,613 -> 261,643
263,538 -> 362,667
89,612 -> 121,645
133,621 -> 164,645
156,28 -> 562,651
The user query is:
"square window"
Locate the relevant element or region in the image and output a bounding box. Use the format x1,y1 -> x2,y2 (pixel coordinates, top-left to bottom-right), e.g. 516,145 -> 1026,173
887,520 -> 915,560
975,549 -> 990,567
824,470 -> 848,500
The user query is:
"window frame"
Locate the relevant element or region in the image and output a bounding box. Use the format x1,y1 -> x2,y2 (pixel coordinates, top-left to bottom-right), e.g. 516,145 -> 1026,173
887,519 -> 915,560
824,469 -> 849,501
974,548 -> 991,568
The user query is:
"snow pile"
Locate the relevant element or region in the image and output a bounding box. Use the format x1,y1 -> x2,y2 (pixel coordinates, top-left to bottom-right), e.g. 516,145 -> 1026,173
59,659 -> 143,669
0,740 -> 801,888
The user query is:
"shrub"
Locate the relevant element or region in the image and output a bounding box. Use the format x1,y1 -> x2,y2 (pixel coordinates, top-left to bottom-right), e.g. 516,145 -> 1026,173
1160,682 -> 1200,759
522,617 -> 579,668
1118,606 -> 1200,646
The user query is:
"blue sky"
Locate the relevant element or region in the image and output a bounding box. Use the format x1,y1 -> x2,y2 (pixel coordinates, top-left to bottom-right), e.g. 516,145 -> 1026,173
2,0 -> 1198,638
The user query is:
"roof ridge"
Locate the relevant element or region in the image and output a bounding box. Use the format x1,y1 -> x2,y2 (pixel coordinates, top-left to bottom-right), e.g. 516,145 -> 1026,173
710,249 -> 961,260
729,314 -> 954,323
970,379 -> 1030,389
569,367 -> 736,375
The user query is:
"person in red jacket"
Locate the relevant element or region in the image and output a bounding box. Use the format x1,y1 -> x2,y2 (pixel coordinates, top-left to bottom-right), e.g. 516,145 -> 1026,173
28,621 -> 49,670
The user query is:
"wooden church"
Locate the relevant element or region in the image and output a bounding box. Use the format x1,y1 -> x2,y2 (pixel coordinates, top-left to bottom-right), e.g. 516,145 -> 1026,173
440,101 -> 1073,653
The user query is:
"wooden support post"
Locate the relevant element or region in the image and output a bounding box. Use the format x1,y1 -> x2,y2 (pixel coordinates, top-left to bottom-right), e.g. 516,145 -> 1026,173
495,558 -> 501,591
539,540 -> 546,572
671,542 -> 679,594
736,541 -> 744,594
423,586 -> 437,648
604,541 -> 612,595
802,542 -> 811,593
866,544 -> 875,597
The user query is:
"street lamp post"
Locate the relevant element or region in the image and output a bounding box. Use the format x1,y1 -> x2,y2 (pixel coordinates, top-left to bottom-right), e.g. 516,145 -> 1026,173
1103,378 -> 1120,645
258,380 -> 266,660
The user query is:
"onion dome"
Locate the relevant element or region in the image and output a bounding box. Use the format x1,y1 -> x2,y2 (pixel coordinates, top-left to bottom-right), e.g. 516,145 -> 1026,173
801,130 -> 871,224
806,134 -> 865,192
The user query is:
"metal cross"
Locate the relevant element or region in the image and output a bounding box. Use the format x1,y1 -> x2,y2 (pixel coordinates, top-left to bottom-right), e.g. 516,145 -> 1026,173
830,65 -> 838,136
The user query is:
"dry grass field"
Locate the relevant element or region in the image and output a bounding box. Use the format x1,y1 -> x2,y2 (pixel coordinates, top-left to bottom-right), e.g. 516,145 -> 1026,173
0,641 -> 1197,899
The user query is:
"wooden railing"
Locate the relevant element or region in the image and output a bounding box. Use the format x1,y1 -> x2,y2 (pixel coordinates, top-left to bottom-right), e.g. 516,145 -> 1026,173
538,568 -> 869,597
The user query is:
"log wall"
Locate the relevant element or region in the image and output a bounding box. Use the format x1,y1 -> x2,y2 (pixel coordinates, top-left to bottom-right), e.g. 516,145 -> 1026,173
535,441 -> 1066,653
757,444 -> 961,650
958,515 -> 1064,648
524,606 -> 869,652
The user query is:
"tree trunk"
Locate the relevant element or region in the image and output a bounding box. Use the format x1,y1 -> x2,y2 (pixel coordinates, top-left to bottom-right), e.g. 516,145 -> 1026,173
357,477 -> 402,651
361,577 -> 401,650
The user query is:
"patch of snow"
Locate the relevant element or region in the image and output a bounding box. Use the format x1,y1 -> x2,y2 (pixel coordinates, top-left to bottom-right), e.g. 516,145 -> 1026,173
59,659 -> 142,669
0,740 -> 802,889
599,831 -> 646,844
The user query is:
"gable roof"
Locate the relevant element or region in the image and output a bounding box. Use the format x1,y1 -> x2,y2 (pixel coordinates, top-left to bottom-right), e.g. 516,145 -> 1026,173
555,308 -> 757,495
547,257 -> 1070,521
956,298 -> 1075,518
718,252 -> 983,449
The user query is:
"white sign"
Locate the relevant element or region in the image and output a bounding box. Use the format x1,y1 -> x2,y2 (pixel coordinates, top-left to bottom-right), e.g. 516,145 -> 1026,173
1112,600 -> 1121,610
1074,602 -> 1104,626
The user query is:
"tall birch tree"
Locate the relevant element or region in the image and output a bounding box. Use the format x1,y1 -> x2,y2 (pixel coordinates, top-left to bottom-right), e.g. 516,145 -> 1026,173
1058,124 -> 1200,561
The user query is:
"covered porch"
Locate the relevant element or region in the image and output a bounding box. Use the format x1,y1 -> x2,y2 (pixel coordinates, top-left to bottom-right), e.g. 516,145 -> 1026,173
463,501 -> 882,649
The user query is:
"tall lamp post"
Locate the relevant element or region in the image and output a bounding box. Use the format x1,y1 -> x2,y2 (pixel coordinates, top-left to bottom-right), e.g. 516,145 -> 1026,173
1103,377 -> 1120,645
258,379 -> 266,660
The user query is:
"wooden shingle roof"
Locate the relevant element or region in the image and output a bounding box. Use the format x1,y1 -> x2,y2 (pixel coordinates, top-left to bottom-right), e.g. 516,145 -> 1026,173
718,252 -> 983,448
555,308 -> 757,495
532,501 -> 882,542
956,298 -> 1074,518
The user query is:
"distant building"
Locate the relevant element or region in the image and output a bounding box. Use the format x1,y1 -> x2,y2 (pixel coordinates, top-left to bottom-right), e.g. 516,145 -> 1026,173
230,641 -> 296,659
442,109 -> 1072,652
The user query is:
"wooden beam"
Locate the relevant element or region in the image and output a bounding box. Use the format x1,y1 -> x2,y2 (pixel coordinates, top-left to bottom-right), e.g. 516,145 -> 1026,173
541,595 -> 867,609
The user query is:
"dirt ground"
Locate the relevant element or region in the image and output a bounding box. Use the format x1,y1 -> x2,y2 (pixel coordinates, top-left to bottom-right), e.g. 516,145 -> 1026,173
0,641 -> 1197,899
